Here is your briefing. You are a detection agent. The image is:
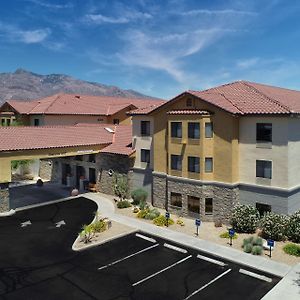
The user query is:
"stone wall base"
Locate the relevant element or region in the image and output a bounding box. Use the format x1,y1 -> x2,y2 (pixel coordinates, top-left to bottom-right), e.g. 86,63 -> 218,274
152,174 -> 239,223
0,183 -> 9,212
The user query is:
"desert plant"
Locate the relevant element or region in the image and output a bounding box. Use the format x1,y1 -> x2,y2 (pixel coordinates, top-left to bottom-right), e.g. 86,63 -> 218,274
91,219 -> 107,233
117,200 -> 131,209
153,215 -> 174,227
11,159 -> 33,170
243,236 -> 254,247
176,218 -> 185,226
144,208 -> 160,220
283,243 -> 300,257
287,210 -> 300,243
131,188 -> 148,205
230,205 -> 259,233
219,231 -> 238,239
137,209 -> 148,219
252,237 -> 263,246
243,243 -> 253,253
251,245 -> 263,255
214,219 -> 223,227
79,224 -> 95,243
259,212 -> 289,241
113,173 -> 129,201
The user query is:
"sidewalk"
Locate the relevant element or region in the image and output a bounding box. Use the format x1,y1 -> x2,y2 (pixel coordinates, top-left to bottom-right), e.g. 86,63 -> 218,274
85,193 -> 291,278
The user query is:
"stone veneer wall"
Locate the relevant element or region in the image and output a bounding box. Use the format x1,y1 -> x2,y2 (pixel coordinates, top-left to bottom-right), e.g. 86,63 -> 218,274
153,173 -> 239,223
96,153 -> 134,196
39,159 -> 54,181
0,184 -> 9,212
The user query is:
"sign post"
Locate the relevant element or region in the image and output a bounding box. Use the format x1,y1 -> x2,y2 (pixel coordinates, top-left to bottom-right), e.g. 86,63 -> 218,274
195,218 -> 201,236
228,228 -> 235,246
267,239 -> 274,258
165,212 -> 170,227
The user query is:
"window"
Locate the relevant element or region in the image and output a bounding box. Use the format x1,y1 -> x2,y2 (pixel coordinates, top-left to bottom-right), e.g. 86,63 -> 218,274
205,158 -> 213,173
256,203 -> 271,216
257,123 -> 272,142
186,98 -> 193,107
188,122 -> 200,139
88,154 -> 96,163
6,119 -> 11,126
171,154 -> 182,170
141,149 -> 150,163
1,119 -> 5,126
171,122 -> 182,138
34,119 -> 40,126
188,195 -> 200,215
205,198 -> 213,215
141,121 -> 150,136
256,160 -> 272,179
205,122 -> 213,138
170,192 -> 182,207
188,156 -> 200,173
113,119 -> 119,125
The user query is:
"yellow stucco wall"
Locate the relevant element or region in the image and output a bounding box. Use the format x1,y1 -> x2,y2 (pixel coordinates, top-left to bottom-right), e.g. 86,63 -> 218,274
152,94 -> 239,184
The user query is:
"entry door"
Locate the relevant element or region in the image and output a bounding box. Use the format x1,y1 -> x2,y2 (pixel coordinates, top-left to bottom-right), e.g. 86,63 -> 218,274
89,168 -> 96,184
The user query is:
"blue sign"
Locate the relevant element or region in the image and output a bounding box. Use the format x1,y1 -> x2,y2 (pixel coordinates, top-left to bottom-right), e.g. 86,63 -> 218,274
229,228 -> 235,237
195,219 -> 201,226
267,239 -> 274,247
165,212 -> 170,219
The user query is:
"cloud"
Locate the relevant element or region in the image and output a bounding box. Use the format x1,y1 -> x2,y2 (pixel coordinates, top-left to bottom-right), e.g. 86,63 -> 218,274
179,9 -> 257,16
0,22 -> 51,44
85,10 -> 152,25
27,0 -> 73,9
237,57 -> 260,69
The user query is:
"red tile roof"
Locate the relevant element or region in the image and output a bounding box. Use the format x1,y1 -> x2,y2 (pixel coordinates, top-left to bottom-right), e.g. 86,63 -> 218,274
5,94 -> 163,116
167,109 -> 211,115
0,123 -> 134,156
188,81 -> 300,115
128,100 -> 165,115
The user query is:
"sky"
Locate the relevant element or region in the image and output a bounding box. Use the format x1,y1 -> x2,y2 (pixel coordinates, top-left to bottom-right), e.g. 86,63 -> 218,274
1,0 -> 300,99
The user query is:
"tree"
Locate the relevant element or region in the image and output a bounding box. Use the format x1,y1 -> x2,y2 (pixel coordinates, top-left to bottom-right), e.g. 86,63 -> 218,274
113,173 -> 129,201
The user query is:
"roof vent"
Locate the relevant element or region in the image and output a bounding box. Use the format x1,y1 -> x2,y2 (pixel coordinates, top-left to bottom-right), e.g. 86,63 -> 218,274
105,127 -> 115,133
75,95 -> 80,99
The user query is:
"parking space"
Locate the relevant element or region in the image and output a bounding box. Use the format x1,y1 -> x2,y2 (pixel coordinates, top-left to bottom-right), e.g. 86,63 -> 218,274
0,197 -> 280,300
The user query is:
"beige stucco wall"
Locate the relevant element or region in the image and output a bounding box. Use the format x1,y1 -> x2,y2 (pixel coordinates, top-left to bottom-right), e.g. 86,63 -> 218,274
132,115 -> 153,169
239,116 -> 289,188
40,115 -> 108,126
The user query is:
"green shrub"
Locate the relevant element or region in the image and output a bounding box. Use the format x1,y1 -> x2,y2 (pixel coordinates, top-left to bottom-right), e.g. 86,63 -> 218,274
79,224 -> 95,243
113,173 -> 129,200
260,212 -> 289,241
137,209 -> 148,218
144,208 -> 160,220
131,188 -> 148,205
153,215 -> 174,227
117,200 -> 131,209
91,219 -> 107,233
243,236 -> 254,247
252,237 -> 263,246
244,243 -> 253,253
287,210 -> 300,243
283,243 -> 300,257
251,245 -> 263,255
219,231 -> 238,239
230,205 -> 259,233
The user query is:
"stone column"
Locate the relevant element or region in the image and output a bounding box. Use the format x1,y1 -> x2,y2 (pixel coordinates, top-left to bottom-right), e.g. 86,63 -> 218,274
0,183 -> 10,212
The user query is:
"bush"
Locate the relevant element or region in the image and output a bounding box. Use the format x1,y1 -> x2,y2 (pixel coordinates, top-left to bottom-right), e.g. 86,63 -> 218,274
133,207 -> 139,213
260,212 -> 289,241
287,210 -> 300,243
137,208 -> 160,220
137,209 -> 148,218
230,205 -> 259,233
79,224 -> 95,244
117,200 -> 131,209
153,215 -> 174,227
251,245 -> 263,255
283,243 -> 300,257
131,188 -> 148,205
252,237 -> 263,246
244,243 -> 253,253
219,231 -> 238,239
243,236 -> 254,247
91,219 -> 107,233
113,174 -> 129,200
176,218 -> 185,226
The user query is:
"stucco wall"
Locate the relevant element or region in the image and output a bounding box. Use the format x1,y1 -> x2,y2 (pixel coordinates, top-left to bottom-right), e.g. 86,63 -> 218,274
132,116 -> 154,169
131,168 -> 153,200
239,116 -> 289,188
41,115 -> 108,126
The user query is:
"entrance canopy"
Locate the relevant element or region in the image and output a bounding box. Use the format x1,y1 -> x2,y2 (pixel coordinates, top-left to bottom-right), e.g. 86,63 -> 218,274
0,123 -> 134,183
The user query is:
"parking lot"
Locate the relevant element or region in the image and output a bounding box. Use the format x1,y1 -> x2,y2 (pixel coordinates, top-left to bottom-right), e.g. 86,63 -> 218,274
0,197 -> 280,299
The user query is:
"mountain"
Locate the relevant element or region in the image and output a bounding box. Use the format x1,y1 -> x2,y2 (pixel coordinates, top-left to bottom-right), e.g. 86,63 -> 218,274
0,69 -> 155,104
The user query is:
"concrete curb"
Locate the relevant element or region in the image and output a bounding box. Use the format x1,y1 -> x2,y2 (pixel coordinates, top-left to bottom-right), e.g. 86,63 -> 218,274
0,209 -> 16,217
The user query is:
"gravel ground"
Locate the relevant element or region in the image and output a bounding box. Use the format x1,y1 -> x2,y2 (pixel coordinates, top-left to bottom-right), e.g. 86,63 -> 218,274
113,200 -> 300,266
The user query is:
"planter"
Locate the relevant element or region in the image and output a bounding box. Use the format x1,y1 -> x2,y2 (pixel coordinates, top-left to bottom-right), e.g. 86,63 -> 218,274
71,188 -> 79,196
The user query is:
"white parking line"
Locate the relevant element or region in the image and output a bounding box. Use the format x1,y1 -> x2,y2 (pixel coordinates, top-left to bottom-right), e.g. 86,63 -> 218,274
239,269 -> 272,283
164,243 -> 188,254
132,255 -> 192,287
196,254 -> 226,267
135,233 -> 156,243
183,269 -> 232,300
98,244 -> 159,270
